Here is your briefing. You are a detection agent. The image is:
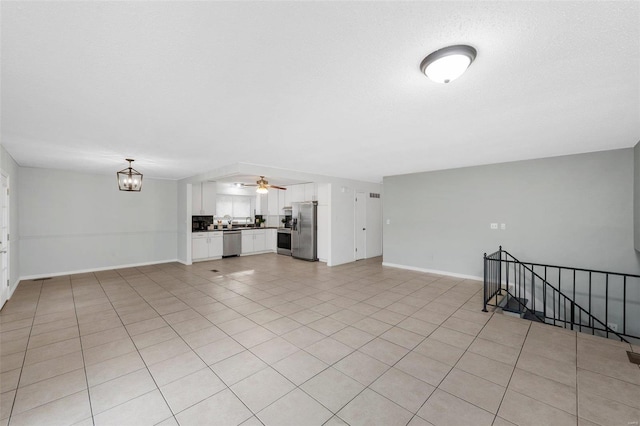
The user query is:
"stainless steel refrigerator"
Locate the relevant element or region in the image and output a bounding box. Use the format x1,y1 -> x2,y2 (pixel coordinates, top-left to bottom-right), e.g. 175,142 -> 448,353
291,201 -> 318,261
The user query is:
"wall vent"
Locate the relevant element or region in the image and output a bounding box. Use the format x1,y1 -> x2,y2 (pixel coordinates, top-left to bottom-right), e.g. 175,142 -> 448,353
369,193 -> 381,199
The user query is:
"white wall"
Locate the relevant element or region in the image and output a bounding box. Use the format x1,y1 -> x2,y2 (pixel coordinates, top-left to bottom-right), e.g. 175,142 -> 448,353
328,181 -> 384,267
383,148 -> 640,277
366,192 -> 383,258
635,141 -> 639,251
1,145 -> 20,295
19,167 -> 178,278
328,184 -> 355,266
317,183 -> 329,262
177,183 -> 190,264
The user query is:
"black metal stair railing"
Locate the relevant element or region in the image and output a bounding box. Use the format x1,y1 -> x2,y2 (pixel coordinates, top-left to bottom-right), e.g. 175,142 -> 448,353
483,246 -> 640,343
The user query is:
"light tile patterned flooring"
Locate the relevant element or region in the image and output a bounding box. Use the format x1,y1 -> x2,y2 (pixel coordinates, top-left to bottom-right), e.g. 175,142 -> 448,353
1,254 -> 639,426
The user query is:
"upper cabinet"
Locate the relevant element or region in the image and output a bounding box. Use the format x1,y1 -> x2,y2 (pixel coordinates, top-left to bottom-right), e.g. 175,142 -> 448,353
283,187 -> 292,207
283,183 -> 317,204
259,184 -> 316,213
267,190 -> 279,215
304,183 -> 317,201
291,185 -> 304,203
192,182 -> 216,215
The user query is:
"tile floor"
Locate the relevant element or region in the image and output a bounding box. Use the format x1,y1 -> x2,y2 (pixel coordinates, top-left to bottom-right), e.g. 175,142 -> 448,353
1,254 -> 639,426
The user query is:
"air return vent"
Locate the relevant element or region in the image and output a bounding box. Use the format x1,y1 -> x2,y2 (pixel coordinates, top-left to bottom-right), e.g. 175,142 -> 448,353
369,193 -> 380,198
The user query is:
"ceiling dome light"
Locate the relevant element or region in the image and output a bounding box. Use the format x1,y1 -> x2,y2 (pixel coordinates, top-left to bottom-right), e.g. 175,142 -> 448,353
420,45 -> 477,84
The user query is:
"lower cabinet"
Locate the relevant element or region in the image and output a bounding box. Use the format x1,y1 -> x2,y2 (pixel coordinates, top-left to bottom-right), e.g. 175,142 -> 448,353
192,232 -> 223,261
241,229 -> 269,255
267,229 -> 277,251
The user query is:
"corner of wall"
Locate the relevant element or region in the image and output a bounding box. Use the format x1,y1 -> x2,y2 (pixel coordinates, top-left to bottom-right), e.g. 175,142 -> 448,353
1,144 -> 20,298
635,140 -> 640,251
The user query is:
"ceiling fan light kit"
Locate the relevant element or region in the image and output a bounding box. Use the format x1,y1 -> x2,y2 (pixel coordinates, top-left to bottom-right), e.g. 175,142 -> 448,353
420,44 -> 477,84
117,159 -> 143,192
245,176 -> 287,193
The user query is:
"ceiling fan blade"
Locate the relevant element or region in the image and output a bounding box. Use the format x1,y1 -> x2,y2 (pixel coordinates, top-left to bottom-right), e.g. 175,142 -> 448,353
268,185 -> 287,190
244,184 -> 258,186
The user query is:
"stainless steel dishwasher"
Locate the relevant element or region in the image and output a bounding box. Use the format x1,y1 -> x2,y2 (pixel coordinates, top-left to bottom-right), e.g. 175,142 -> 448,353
222,231 -> 241,257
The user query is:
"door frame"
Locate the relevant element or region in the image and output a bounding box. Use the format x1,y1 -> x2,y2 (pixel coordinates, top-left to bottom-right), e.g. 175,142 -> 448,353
0,171 -> 10,309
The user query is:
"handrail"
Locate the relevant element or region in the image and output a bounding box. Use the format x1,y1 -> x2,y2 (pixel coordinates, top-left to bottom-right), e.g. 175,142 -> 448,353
483,246 -> 636,343
502,249 -> 640,279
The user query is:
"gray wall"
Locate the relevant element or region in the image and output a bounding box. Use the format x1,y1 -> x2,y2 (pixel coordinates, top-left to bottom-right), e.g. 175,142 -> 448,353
1,145 -> 20,293
383,148 -> 640,278
19,167 -> 178,278
635,141 -> 640,251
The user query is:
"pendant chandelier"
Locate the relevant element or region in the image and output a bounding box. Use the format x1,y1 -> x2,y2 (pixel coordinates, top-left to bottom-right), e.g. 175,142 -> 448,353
117,159 -> 143,192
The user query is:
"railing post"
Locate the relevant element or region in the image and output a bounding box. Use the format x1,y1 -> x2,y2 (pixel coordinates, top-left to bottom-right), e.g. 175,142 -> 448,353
571,301 -> 575,331
483,253 -> 488,312
498,246 -> 502,295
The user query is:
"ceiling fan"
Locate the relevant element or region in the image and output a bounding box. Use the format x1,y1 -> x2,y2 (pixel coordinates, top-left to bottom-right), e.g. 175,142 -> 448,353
243,176 -> 287,194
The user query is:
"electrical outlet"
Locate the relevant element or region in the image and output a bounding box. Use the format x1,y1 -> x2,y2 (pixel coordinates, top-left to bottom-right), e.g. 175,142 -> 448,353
607,322 -> 618,332
490,223 -> 498,230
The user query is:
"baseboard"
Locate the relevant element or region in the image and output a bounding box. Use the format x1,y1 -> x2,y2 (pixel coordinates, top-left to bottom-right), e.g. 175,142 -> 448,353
19,259 -> 180,281
381,262 -> 483,281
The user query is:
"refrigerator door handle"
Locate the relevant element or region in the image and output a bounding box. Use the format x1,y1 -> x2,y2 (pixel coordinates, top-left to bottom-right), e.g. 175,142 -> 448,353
298,213 -> 302,234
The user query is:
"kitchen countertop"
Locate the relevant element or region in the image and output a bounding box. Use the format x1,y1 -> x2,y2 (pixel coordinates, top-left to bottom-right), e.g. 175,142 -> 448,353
192,227 -> 283,233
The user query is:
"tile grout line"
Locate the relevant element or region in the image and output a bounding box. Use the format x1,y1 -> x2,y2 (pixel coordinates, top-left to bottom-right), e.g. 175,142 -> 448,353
70,276 -> 97,426
91,268 -> 189,424
6,279 -> 44,423
322,286 -> 485,425
109,266 -> 261,423
194,262 -> 432,423
490,319 -> 532,426
406,289 -> 500,425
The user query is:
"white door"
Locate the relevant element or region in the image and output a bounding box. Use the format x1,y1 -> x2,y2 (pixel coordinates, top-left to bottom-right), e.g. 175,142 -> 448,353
355,192 -> 366,260
0,174 -> 9,308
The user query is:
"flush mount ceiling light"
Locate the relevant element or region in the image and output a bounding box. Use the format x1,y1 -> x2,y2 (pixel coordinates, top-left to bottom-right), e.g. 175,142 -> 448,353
117,159 -> 143,192
420,45 -> 477,84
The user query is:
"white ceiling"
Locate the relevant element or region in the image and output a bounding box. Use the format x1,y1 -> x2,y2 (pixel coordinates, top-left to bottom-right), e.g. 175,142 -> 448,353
2,1 -> 639,183
212,174 -> 307,187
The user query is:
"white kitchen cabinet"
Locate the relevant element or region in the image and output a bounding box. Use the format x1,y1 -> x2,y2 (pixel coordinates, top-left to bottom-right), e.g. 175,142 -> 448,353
241,232 -> 253,254
192,182 -> 217,215
253,231 -> 266,252
256,193 -> 268,215
209,233 -> 223,257
241,229 -> 267,255
283,187 -> 291,207
192,184 -> 203,215
267,190 -> 279,215
192,232 -> 223,261
202,182 -> 216,215
304,182 -> 316,201
267,229 -> 277,251
192,234 -> 209,259
278,190 -> 285,211
291,184 -> 305,203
